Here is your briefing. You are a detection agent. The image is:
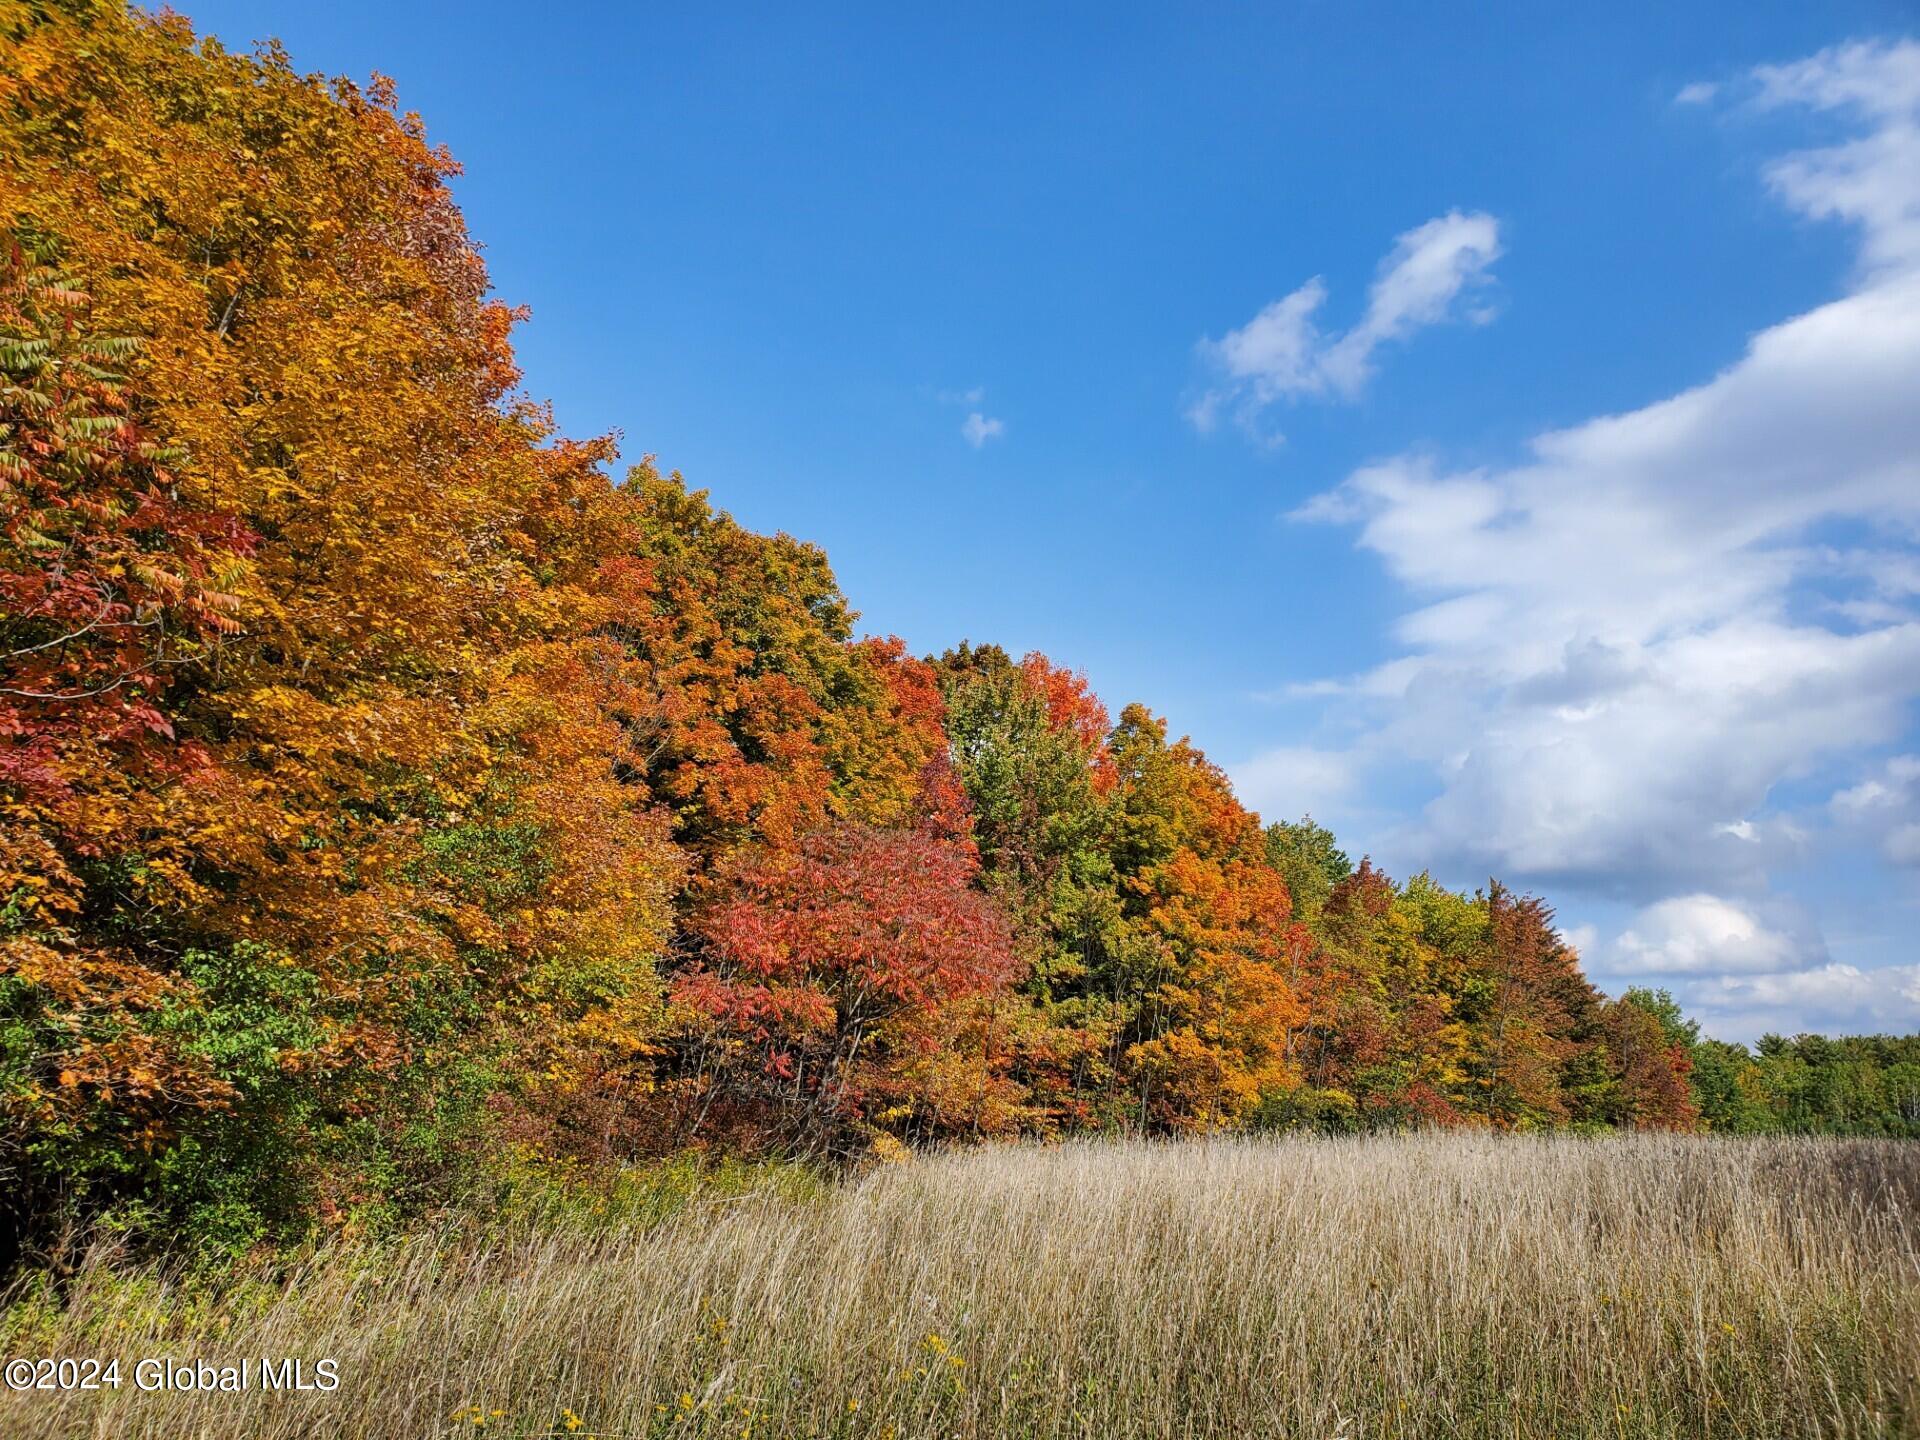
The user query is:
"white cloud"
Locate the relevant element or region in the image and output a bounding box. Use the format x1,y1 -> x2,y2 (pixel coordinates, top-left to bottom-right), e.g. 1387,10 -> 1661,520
1680,963 -> 1920,1041
1601,894 -> 1821,976
1192,210 -> 1502,443
1754,41 -> 1920,274
1559,922 -> 1600,958
1184,390 -> 1224,435
1207,278 -> 1333,403
1831,754 -> 1920,866
1581,892 -> 1920,1042
1230,745 -> 1357,827
1292,42 -> 1920,904
1675,80 -> 1720,106
1320,212 -> 1505,393
934,386 -> 1001,447
1579,889 -> 1920,1044
1753,39 -> 1920,122
960,411 -> 1005,448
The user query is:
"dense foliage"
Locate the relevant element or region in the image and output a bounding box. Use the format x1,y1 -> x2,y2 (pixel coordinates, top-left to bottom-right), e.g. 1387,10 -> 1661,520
1,1 -> 1912,1263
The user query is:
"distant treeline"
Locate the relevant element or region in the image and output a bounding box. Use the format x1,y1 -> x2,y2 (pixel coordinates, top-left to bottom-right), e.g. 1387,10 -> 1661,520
1690,1032 -> 1920,1137
2,1 -> 1912,1266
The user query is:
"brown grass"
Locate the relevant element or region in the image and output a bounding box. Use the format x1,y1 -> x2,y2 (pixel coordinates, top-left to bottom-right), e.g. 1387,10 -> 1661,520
4,1134 -> 1918,1438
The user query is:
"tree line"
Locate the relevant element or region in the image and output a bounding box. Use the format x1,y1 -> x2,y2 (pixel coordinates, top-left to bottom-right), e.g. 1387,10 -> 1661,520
2,1 -> 1912,1263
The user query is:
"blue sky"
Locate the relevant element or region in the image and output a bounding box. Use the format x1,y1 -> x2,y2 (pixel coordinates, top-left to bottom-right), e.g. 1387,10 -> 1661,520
183,2 -> 1920,1041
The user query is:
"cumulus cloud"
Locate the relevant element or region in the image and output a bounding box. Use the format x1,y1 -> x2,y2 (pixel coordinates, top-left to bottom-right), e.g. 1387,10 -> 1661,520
1831,754 -> 1920,866
933,385 -> 1002,447
1754,40 -> 1920,273
1578,891 -> 1916,1042
960,411 -> 1005,448
1192,211 -> 1502,443
1682,963 -> 1920,1041
1296,41 -> 1920,888
1602,894 -> 1822,976
1231,745 -> 1358,827
1280,40 -> 1920,1036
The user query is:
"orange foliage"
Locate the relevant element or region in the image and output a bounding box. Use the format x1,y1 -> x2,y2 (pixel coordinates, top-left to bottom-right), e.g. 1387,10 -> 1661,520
0,2 -> 683,1192
1125,851 -> 1308,1129
1019,651 -> 1116,791
602,470 -> 951,858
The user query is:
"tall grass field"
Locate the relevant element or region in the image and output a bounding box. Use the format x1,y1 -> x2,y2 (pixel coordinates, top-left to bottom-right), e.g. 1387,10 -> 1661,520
4,1134 -> 1916,1439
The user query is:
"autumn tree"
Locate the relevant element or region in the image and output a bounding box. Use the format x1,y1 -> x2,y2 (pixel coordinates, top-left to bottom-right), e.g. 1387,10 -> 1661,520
676,820 -> 1018,1154
1263,816 -> 1353,922
0,0 -> 686,1252
0,235 -> 263,1257
1097,706 -> 1309,1129
1450,883 -> 1606,1129
1599,988 -> 1700,1131
596,467 -> 950,862
932,651 -> 1140,1128
1266,862 -> 1475,1131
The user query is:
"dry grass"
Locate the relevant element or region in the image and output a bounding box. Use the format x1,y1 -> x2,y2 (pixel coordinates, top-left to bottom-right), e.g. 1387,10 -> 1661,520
4,1134 -> 1918,1438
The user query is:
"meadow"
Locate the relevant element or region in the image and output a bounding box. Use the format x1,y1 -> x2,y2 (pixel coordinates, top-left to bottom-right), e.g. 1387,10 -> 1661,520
4,1133 -> 1916,1440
